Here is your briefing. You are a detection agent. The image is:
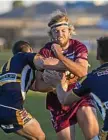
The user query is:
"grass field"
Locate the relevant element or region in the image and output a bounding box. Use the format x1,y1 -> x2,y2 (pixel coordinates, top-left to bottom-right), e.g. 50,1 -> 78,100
0,50 -> 101,140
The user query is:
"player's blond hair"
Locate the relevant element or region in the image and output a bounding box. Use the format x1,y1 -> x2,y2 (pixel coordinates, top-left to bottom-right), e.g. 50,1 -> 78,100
48,10 -> 76,39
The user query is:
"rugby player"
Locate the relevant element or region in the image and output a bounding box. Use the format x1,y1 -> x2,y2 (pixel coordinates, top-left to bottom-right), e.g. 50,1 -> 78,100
35,11 -> 99,140
0,40 -> 46,140
53,37 -> 108,140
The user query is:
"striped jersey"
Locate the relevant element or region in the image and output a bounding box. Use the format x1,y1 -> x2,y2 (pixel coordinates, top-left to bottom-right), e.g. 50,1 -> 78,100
39,39 -> 90,111
0,52 -> 36,109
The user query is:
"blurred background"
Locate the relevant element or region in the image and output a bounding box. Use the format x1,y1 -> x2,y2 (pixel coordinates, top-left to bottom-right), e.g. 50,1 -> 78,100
0,0 -> 108,51
0,0 -> 107,139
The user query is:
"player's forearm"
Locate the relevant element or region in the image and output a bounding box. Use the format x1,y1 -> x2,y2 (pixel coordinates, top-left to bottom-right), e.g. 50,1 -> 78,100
44,62 -> 66,71
31,79 -> 53,92
43,58 -> 66,71
56,84 -> 81,105
33,55 -> 44,70
31,71 -> 53,92
57,54 -> 87,77
36,82 -> 53,92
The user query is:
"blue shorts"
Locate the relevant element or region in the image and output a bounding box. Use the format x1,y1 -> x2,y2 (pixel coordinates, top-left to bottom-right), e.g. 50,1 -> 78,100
0,105 -> 33,133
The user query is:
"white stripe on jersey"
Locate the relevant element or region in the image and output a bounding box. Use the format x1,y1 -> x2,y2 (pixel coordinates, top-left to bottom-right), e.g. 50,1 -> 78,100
21,65 -> 34,100
91,93 -> 105,120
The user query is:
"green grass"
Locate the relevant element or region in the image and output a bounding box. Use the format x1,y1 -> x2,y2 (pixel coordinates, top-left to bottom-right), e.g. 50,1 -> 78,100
0,50 -> 101,140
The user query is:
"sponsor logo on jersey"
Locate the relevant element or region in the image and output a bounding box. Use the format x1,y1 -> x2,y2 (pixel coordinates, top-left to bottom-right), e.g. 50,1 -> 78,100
0,73 -> 17,82
1,124 -> 14,129
97,69 -> 108,76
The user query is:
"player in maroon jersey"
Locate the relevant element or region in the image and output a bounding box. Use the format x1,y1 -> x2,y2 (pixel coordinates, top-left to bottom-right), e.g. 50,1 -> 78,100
33,11 -> 99,140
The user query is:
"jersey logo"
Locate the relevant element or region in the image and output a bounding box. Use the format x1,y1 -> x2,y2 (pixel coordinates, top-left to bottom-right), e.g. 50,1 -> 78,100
0,73 -> 21,85
65,52 -> 75,60
97,69 -> 108,76
74,82 -> 81,89
0,73 -> 17,82
1,124 -> 14,129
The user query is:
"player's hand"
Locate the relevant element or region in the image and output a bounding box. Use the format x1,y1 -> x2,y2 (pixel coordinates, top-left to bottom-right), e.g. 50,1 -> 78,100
34,54 -> 44,70
51,43 -> 62,58
65,71 -> 78,85
42,70 -> 63,87
60,73 -> 69,91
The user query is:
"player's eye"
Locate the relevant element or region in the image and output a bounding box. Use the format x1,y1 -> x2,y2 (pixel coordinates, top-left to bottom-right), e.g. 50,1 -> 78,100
54,30 -> 58,33
62,30 -> 66,32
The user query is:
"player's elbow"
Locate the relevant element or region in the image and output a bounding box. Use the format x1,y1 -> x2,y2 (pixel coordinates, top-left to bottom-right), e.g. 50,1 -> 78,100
77,70 -> 87,78
58,95 -> 74,106
60,99 -> 72,106
57,95 -> 70,106
59,92 -> 81,106
59,99 -> 66,105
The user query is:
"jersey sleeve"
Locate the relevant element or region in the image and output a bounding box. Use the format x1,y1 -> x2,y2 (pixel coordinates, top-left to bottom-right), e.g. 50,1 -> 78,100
39,43 -> 55,58
24,53 -> 36,70
74,40 -> 88,60
72,74 -> 91,97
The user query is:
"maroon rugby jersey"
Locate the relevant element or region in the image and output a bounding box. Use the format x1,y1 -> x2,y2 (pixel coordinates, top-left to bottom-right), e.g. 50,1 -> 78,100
39,39 -> 89,112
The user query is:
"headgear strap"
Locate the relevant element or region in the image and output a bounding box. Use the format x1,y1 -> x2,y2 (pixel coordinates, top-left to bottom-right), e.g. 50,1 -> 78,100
50,22 -> 69,29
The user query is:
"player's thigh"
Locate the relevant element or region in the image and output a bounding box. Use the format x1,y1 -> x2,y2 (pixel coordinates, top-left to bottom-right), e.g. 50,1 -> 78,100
16,118 -> 45,140
76,106 -> 99,139
56,125 -> 75,140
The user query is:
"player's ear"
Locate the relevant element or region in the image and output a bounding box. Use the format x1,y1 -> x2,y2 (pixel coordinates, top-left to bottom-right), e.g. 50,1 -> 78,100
30,48 -> 33,53
69,28 -> 72,38
96,47 -> 100,60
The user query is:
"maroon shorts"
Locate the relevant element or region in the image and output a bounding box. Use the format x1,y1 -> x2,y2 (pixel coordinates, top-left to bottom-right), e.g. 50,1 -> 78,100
47,93 -> 95,133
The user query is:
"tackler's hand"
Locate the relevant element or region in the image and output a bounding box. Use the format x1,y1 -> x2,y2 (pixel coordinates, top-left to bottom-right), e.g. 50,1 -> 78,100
34,54 -> 44,70
42,70 -> 63,87
51,43 -> 62,58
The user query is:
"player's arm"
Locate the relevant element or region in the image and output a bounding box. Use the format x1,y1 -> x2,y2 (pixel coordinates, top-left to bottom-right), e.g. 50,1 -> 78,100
25,53 -> 55,92
56,75 -> 91,105
43,57 -> 66,71
42,56 -> 88,77
51,43 -> 88,77
58,56 -> 88,77
24,52 -> 45,70
30,71 -> 54,92
33,54 -> 45,70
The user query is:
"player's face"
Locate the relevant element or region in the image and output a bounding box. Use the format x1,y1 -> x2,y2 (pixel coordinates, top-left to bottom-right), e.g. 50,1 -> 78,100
51,25 -> 70,47
27,48 -> 33,53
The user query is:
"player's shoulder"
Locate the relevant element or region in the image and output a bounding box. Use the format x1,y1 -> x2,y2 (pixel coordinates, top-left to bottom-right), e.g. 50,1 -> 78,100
69,39 -> 86,48
89,68 -> 99,78
15,52 -> 35,56
42,41 -> 53,49
13,52 -> 36,62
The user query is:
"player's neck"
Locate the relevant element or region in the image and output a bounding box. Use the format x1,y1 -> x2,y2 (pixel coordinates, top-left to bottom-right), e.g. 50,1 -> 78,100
61,41 -> 69,51
100,59 -> 107,65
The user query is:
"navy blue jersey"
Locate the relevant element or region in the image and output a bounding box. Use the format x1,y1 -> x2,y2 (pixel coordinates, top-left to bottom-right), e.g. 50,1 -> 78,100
0,52 -> 36,109
73,63 -> 108,104
73,62 -> 108,131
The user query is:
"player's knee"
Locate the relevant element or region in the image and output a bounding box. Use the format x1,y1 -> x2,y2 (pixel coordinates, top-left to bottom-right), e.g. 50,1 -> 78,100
36,132 -> 46,140
85,125 -> 99,140
30,132 -> 46,140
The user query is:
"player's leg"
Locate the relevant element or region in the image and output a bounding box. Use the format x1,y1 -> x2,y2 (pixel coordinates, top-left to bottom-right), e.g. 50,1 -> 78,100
14,108 -> 45,140
49,108 -> 77,140
56,125 -> 75,140
15,118 -> 46,140
0,107 -> 45,140
99,110 -> 108,140
76,106 -> 99,140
